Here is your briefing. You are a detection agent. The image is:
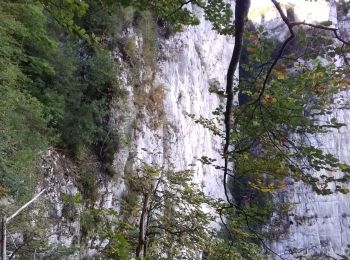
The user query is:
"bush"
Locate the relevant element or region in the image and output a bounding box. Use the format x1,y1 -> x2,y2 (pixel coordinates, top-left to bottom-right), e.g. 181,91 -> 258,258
0,85 -> 48,200
0,1 -> 49,200
76,160 -> 99,203
123,37 -> 138,64
135,10 -> 157,67
62,194 -> 80,221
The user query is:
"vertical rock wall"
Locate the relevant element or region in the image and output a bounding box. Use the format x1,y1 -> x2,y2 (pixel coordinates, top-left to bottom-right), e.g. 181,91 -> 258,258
134,4 -> 234,199
266,2 -> 350,259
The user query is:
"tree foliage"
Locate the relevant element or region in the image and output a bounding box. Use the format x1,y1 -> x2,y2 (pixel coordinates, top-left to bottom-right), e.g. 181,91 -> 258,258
121,162 -> 214,259
0,1 -> 49,200
230,22 -> 350,196
0,0 -> 128,200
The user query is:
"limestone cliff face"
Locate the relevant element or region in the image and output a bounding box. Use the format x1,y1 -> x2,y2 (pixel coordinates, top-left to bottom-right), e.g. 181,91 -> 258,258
265,2 -> 350,259
133,4 -> 233,199
109,3 -> 234,208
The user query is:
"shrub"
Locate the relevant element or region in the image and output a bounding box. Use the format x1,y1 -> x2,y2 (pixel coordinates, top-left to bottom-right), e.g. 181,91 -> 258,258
134,85 -> 165,129
123,37 -> 138,64
76,160 -> 99,204
62,194 -> 79,221
135,10 -> 157,67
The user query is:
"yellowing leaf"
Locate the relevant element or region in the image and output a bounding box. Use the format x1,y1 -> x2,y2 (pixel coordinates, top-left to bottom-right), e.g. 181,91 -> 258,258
315,85 -> 326,96
248,34 -> 258,41
256,82 -> 263,89
247,46 -> 256,53
243,153 -> 249,159
343,77 -> 350,84
249,179 -> 276,192
277,71 -> 285,80
262,94 -> 277,106
275,64 -> 286,72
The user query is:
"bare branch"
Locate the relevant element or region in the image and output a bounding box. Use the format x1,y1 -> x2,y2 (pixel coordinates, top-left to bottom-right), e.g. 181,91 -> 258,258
291,21 -> 350,45
252,0 -> 350,104
165,0 -> 195,19
6,189 -> 46,224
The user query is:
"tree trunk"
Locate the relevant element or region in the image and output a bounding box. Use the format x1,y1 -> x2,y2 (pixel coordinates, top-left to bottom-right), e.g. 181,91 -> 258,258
1,216 -> 6,260
136,193 -> 151,259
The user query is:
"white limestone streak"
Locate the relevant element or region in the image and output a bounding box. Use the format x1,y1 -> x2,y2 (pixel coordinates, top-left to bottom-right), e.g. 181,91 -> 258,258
135,4 -> 234,199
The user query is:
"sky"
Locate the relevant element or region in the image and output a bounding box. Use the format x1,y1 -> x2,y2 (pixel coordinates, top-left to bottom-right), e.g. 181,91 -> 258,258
249,0 -> 333,23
